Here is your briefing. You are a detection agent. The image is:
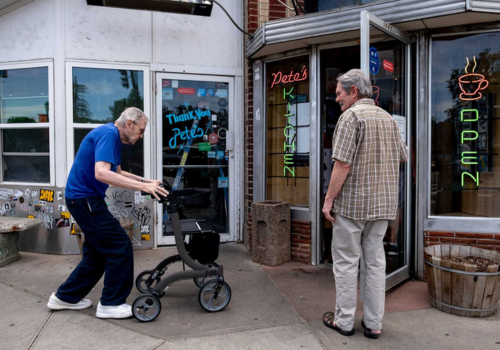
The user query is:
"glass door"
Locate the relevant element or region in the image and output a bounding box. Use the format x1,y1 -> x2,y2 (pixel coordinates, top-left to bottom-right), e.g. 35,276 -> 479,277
156,73 -> 235,245
361,11 -> 412,289
319,12 -> 412,289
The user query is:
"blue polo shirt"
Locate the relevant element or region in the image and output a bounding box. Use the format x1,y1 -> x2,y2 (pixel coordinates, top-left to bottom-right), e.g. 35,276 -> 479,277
65,123 -> 122,199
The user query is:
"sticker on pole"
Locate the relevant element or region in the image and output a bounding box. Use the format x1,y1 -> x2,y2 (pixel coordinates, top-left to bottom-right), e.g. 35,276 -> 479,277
369,47 -> 380,75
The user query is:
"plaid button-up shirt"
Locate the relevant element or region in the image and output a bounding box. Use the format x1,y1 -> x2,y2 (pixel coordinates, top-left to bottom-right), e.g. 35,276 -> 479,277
331,99 -> 409,221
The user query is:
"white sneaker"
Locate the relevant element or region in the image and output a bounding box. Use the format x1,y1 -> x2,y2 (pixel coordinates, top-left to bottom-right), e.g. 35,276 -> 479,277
96,302 -> 133,319
47,293 -> 92,310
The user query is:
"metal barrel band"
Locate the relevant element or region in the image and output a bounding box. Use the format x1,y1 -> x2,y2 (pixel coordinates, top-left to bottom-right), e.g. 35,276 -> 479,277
429,296 -> 497,312
425,260 -> 500,276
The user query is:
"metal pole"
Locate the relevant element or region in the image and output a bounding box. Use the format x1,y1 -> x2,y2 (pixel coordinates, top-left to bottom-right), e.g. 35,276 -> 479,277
360,10 -> 370,78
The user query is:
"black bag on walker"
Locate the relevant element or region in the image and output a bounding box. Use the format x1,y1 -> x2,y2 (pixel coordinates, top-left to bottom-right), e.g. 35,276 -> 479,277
189,231 -> 220,264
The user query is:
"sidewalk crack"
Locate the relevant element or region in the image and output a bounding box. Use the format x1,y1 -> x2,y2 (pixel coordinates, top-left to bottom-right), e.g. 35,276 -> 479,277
27,310 -> 53,350
303,320 -> 328,350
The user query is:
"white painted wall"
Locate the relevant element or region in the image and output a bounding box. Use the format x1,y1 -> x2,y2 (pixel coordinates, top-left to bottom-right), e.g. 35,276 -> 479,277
0,0 -> 244,70
153,0 -> 241,69
64,0 -> 153,63
63,0 -> 243,71
0,0 -> 54,63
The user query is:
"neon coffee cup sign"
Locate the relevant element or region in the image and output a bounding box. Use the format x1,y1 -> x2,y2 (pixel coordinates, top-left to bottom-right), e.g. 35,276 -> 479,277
459,56 -> 488,188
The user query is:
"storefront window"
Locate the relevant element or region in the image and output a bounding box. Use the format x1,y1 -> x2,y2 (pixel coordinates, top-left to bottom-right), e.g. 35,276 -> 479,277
0,67 -> 50,183
72,67 -> 145,176
312,0 -> 382,12
431,32 -> 500,217
265,56 -> 310,206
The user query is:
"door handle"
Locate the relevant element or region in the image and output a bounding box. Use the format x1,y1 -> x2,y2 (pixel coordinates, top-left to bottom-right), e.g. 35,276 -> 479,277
226,130 -> 235,152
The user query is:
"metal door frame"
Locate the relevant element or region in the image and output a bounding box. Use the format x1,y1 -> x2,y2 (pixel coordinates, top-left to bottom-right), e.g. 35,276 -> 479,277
155,72 -> 237,246
361,11 -> 413,289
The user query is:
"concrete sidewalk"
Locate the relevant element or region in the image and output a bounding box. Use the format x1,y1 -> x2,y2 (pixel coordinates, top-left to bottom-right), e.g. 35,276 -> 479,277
1,243 -> 499,350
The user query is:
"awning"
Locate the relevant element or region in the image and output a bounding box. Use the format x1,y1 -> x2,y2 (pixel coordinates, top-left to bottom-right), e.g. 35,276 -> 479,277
246,0 -> 500,58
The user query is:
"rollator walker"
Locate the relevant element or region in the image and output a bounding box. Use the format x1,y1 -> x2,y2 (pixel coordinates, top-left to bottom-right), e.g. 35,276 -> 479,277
132,183 -> 231,322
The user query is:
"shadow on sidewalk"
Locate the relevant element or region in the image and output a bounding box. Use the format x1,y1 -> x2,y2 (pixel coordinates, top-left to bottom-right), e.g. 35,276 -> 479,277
261,261 -> 431,321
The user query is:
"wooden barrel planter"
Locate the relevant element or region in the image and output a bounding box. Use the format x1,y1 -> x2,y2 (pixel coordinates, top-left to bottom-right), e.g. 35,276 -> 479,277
424,245 -> 500,317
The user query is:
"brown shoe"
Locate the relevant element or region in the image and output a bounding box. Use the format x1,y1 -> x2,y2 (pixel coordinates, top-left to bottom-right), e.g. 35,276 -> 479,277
323,312 -> 354,336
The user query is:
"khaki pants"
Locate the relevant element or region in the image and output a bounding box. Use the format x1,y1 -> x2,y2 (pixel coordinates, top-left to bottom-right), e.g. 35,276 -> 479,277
331,213 -> 388,331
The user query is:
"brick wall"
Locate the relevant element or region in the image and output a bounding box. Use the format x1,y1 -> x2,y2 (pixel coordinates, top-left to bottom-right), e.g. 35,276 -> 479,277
247,214 -> 312,264
243,0 -> 308,258
244,0 -> 258,248
291,220 -> 311,264
424,231 -> 500,252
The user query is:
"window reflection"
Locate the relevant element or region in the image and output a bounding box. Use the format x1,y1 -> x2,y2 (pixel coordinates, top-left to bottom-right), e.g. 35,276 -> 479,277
316,0 -> 382,12
3,156 -> 50,183
72,68 -> 144,124
1,66 -> 50,183
72,67 -> 145,176
0,67 -> 49,123
431,32 -> 500,217
4,129 -> 49,153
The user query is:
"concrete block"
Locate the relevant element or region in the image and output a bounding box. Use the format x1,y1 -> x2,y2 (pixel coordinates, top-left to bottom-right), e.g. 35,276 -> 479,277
251,201 -> 290,267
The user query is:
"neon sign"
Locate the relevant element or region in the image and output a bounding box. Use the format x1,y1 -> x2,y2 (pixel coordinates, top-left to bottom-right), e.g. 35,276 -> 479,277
458,56 -> 488,188
166,108 -> 211,124
459,57 -> 489,101
271,66 -> 307,89
169,125 -> 204,149
166,108 -> 211,148
283,87 -> 296,177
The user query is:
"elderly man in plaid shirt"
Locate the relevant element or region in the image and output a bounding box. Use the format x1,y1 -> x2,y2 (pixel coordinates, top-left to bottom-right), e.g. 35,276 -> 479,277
322,69 -> 409,339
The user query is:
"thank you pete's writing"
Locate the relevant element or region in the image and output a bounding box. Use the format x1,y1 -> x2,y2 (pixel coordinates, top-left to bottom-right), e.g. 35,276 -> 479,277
166,108 -> 212,149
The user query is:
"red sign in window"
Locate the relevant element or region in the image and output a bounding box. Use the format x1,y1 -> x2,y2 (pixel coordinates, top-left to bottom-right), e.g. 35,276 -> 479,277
383,60 -> 394,72
208,133 -> 219,144
178,87 -> 195,95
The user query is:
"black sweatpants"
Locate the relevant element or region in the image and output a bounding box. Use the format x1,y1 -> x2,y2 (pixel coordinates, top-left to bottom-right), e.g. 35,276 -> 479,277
56,196 -> 133,306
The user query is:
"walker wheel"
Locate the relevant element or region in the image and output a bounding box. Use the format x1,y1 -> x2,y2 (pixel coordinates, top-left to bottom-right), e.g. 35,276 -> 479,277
198,281 -> 231,313
193,262 -> 219,288
136,270 -> 161,293
132,294 -> 162,322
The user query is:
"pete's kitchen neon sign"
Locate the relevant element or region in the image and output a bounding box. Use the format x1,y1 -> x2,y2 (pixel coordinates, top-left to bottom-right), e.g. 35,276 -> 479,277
459,56 -> 489,187
283,87 -> 296,177
271,66 -> 308,89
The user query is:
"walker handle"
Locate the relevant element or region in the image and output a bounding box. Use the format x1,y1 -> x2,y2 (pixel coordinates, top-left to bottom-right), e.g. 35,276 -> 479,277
141,182 -> 176,204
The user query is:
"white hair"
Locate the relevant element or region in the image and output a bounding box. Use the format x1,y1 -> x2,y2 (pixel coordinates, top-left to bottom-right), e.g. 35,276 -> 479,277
337,69 -> 372,98
116,107 -> 148,126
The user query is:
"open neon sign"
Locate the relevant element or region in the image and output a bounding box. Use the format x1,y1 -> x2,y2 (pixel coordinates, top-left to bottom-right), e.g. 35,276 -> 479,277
459,56 -> 489,187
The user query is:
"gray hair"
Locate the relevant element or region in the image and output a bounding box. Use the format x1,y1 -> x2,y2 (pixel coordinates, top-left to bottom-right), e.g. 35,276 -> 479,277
116,107 -> 148,126
337,69 -> 372,98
